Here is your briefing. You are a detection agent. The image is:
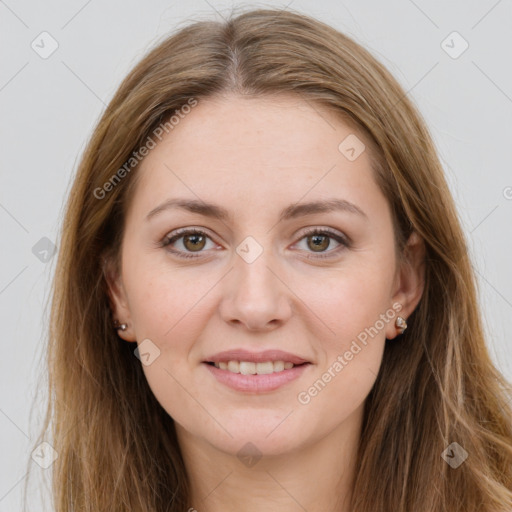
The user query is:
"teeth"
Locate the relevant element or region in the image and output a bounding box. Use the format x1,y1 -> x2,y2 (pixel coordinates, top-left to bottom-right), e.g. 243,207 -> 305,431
273,361 -> 284,372
213,360 -> 297,374
239,361 -> 256,375
256,362 -> 274,374
227,360 -> 239,373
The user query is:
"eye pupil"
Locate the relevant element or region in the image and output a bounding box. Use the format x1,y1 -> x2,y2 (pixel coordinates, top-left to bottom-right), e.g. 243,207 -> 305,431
308,235 -> 329,252
184,234 -> 206,251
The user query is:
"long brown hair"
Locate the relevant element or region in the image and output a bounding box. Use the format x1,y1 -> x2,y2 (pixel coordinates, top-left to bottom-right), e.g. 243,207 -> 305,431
25,7 -> 512,511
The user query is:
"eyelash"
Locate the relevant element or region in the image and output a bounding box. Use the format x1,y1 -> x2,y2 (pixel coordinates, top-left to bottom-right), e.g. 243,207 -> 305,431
159,227 -> 350,260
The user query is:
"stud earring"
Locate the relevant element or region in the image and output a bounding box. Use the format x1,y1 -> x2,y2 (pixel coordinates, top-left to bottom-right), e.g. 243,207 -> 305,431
113,320 -> 128,331
395,316 -> 407,334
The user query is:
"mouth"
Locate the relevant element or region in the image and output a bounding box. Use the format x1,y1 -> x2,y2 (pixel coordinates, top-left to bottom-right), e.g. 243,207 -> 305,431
204,360 -> 309,375
202,349 -> 312,393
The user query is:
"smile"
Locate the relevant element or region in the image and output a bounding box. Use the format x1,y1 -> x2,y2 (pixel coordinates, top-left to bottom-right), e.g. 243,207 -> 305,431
210,360 -> 296,374
203,361 -> 311,393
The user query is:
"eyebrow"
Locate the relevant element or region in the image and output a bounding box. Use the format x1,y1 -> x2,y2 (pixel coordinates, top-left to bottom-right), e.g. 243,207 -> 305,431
145,197 -> 368,222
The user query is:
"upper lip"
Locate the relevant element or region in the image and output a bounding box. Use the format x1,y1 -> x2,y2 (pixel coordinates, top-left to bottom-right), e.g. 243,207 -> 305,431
204,349 -> 310,365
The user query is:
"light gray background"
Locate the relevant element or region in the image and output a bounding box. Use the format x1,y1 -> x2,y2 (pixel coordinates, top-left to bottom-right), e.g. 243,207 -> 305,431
1,0 -> 511,509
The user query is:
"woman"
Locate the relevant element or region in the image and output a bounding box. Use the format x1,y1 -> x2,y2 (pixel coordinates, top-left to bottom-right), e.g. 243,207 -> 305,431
28,7 -> 512,512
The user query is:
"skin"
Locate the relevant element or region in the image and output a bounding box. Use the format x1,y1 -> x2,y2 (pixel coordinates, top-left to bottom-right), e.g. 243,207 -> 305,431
106,93 -> 425,512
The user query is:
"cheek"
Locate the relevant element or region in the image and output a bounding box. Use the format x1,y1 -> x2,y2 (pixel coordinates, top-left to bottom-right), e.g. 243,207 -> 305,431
300,259 -> 395,351
293,268 -> 391,424
124,263 -> 217,428
291,259 -> 393,413
123,253 -> 212,342
123,260 -> 220,399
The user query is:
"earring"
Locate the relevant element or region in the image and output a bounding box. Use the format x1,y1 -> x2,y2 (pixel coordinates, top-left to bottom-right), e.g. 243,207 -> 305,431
395,316 -> 407,334
113,320 -> 128,331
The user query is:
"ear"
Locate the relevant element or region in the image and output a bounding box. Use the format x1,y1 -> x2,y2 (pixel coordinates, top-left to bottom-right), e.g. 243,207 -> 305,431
102,256 -> 137,342
386,231 -> 426,340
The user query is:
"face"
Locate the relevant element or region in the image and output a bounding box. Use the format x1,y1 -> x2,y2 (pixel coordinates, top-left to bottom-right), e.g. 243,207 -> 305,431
107,94 -> 422,458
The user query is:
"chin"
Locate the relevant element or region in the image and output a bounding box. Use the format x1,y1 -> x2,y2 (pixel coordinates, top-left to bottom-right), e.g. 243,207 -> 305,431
213,432 -> 304,460
200,413 -> 313,458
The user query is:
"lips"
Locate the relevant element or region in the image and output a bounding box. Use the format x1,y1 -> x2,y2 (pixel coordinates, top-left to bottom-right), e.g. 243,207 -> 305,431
202,348 -> 312,392
204,360 -> 311,392
204,349 -> 310,365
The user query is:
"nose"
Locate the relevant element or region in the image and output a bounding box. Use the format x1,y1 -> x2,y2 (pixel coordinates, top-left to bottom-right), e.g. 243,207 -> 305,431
219,247 -> 293,332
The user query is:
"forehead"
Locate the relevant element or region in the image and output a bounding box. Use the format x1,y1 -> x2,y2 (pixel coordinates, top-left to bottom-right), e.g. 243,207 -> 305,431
144,94 -> 362,168
128,94 -> 385,223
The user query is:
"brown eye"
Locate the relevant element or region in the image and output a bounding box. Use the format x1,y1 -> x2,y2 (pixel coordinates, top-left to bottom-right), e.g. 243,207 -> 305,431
295,228 -> 349,260
182,233 -> 206,252
307,234 -> 330,252
161,228 -> 216,259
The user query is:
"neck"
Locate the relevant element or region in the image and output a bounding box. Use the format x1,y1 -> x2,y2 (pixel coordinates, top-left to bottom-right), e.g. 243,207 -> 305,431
176,404 -> 363,512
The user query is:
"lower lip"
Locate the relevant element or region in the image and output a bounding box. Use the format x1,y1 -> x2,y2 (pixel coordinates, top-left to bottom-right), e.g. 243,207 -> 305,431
203,362 -> 311,393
